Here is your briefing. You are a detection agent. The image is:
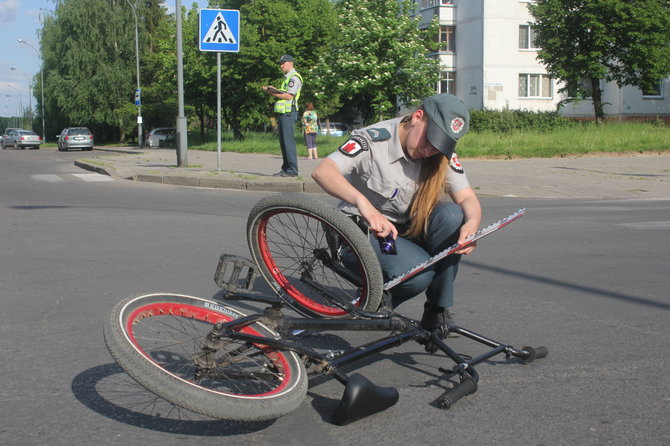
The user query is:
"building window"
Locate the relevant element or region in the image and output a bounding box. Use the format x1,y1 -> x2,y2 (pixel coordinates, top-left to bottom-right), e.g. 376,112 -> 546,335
421,0 -> 453,7
519,24 -> 538,49
567,78 -> 594,98
642,82 -> 662,97
439,71 -> 456,94
518,74 -> 552,98
437,25 -> 455,52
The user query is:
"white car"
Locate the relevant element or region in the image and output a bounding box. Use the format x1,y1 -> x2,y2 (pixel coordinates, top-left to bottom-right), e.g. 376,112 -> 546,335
318,122 -> 349,137
57,127 -> 94,151
1,129 -> 42,150
147,127 -> 176,148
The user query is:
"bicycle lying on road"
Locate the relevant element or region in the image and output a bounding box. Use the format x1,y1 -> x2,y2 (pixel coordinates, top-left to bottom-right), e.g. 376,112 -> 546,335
104,193 -> 547,425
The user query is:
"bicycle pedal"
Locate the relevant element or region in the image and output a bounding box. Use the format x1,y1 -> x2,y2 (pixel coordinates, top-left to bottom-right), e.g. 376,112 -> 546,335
214,254 -> 259,293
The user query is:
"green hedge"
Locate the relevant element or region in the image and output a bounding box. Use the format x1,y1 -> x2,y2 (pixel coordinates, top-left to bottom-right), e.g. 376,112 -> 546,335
469,109 -> 575,133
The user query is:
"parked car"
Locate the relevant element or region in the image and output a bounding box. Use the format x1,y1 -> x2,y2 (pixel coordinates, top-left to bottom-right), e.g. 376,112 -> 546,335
147,127 -> 176,148
57,127 -> 94,151
1,129 -> 42,150
318,122 -> 349,137
1,128 -> 21,149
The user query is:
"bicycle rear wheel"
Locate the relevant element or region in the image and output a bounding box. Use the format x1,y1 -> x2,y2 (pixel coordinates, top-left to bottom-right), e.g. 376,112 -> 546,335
247,193 -> 383,318
104,293 -> 308,421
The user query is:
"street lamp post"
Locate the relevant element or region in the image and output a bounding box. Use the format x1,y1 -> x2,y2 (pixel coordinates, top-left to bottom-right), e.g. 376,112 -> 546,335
3,85 -> 24,128
18,39 -> 46,142
10,67 -> 32,129
4,95 -> 22,128
125,0 -> 143,148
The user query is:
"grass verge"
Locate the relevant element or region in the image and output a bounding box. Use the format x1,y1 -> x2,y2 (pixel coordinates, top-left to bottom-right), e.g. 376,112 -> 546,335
186,122 -> 668,159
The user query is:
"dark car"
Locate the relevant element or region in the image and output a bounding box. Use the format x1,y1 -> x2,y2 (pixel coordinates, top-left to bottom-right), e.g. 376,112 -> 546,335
58,127 -> 94,151
1,129 -> 42,150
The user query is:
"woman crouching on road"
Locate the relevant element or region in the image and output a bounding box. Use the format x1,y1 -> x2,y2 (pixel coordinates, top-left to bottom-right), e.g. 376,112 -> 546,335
311,93 -> 482,343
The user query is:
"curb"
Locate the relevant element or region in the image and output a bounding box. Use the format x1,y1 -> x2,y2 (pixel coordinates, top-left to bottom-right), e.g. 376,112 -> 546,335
74,160 -> 325,194
74,160 -> 117,177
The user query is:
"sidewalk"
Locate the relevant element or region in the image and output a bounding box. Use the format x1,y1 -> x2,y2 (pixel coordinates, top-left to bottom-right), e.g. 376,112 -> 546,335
75,147 -> 670,199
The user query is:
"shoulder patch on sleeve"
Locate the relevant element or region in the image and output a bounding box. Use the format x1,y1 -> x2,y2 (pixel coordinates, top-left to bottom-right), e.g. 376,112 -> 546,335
449,153 -> 464,174
366,127 -> 391,141
337,135 -> 369,157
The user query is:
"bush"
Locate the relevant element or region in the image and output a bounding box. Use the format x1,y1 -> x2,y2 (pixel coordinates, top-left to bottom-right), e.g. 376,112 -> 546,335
469,109 -> 575,133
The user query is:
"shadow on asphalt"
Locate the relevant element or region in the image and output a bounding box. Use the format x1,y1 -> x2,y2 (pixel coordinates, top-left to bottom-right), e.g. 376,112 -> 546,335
464,260 -> 670,311
71,363 -> 274,436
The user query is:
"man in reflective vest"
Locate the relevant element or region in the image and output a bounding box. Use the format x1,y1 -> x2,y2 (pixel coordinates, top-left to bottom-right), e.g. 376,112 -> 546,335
263,54 -> 303,177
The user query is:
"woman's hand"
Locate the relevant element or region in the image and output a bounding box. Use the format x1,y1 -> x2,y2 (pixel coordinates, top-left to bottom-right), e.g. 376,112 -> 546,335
357,199 -> 397,239
450,186 -> 482,255
454,220 -> 478,254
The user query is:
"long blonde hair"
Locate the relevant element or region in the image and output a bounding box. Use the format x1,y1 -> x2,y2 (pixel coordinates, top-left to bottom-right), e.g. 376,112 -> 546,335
401,111 -> 450,239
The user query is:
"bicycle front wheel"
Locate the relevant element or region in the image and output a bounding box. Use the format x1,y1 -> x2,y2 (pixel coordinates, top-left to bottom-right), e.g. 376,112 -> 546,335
247,193 -> 384,318
104,293 -> 308,421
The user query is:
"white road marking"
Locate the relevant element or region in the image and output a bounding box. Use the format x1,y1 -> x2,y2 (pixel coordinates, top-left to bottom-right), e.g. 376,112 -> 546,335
31,174 -> 64,183
617,221 -> 670,230
70,173 -> 114,182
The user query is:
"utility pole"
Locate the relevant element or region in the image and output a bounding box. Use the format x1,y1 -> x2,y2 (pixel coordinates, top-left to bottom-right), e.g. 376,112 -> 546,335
175,0 -> 188,166
10,67 -> 31,129
18,39 -> 46,142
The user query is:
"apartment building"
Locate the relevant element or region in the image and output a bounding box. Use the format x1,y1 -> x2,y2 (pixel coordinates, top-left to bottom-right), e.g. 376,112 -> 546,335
414,0 -> 670,121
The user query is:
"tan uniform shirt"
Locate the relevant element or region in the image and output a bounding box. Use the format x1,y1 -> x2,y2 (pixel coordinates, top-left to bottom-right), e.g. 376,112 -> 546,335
328,117 -> 470,224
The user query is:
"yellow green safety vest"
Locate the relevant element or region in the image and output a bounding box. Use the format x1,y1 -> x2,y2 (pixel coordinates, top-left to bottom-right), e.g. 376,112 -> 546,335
274,71 -> 303,114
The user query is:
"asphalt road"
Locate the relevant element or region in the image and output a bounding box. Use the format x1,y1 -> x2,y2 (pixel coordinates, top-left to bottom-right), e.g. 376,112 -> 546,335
1,149 -> 669,445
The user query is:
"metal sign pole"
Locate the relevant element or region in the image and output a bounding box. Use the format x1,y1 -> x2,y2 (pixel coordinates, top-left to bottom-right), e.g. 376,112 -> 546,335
217,52 -> 221,172
199,8 -> 240,173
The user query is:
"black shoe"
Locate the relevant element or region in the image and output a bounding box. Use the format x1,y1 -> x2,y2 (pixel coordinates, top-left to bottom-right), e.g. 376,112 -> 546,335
279,171 -> 298,177
420,302 -> 453,330
272,170 -> 286,177
419,302 -> 456,353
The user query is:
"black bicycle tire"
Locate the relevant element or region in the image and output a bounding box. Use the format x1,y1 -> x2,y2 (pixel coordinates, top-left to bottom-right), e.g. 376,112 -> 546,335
246,193 -> 384,318
104,293 -> 308,421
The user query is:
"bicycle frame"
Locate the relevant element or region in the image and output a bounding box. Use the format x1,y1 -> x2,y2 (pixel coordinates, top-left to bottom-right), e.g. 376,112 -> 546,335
212,254 -> 547,425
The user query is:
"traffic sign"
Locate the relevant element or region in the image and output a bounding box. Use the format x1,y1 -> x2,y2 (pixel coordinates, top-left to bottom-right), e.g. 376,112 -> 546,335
199,9 -> 240,53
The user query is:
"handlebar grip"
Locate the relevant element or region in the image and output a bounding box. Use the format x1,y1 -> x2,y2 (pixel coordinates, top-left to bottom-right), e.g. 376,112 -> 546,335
521,345 -> 549,362
533,346 -> 549,359
437,376 -> 477,410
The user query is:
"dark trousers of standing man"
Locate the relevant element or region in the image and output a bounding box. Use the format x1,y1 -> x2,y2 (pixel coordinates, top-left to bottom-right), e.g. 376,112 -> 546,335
278,110 -> 299,176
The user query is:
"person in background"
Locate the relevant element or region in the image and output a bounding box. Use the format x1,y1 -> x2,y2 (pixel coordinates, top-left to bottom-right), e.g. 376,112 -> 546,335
302,102 -> 319,159
311,93 -> 481,350
263,54 -> 303,177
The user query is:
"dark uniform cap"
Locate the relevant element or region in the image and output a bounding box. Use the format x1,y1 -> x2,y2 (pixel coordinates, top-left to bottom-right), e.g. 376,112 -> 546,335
278,54 -> 294,64
422,93 -> 469,159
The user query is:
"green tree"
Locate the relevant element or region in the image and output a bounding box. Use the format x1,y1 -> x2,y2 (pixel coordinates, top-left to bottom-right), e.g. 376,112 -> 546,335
134,0 -> 182,133
204,0 -> 338,139
41,0 -> 141,141
310,0 -> 439,123
529,0 -> 670,123
40,0 -> 167,141
183,4 -> 218,139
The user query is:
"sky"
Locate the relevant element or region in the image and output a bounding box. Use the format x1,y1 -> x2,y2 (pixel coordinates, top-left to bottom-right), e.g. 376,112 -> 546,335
0,0 -> 208,118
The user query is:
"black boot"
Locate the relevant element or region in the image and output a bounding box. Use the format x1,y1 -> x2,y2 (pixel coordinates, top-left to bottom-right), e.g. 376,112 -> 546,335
419,302 -> 454,353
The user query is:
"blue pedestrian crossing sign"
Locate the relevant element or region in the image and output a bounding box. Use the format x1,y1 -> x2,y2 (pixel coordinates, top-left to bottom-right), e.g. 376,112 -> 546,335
199,9 -> 240,53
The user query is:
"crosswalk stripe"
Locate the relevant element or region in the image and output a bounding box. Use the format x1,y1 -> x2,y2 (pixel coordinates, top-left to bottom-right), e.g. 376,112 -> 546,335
31,173 -> 115,183
31,174 -> 64,183
70,173 -> 115,182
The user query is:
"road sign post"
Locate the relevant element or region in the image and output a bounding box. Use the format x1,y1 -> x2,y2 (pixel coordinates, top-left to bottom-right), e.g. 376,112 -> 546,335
199,9 -> 240,172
